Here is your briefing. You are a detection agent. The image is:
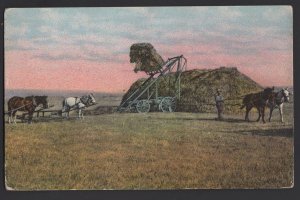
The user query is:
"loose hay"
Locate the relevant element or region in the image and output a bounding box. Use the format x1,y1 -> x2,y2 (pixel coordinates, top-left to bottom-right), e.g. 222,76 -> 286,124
121,67 -> 263,113
130,43 -> 165,73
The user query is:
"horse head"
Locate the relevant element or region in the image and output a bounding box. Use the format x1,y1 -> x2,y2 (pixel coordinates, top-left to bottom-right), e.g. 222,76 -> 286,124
282,88 -> 290,102
32,96 -> 37,106
35,96 -> 49,109
88,93 -> 96,105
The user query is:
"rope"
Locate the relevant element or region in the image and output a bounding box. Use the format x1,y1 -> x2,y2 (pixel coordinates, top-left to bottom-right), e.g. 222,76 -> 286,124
223,97 -> 244,101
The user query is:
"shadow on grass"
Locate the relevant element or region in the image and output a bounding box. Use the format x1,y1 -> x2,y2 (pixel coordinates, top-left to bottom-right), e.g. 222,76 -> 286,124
153,116 -> 251,124
227,127 -> 293,138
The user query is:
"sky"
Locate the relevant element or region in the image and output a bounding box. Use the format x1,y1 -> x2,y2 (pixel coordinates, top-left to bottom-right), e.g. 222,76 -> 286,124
5,6 -> 293,93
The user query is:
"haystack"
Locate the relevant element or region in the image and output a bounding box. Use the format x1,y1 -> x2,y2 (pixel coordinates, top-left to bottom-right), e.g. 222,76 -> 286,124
130,43 -> 165,73
121,67 -> 263,113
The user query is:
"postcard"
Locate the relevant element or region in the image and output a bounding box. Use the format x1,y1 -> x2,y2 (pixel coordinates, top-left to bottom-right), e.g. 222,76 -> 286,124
4,6 -> 293,190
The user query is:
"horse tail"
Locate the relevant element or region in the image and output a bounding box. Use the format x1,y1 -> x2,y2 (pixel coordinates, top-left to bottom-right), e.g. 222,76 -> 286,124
61,99 -> 66,116
7,97 -> 16,114
62,99 -> 68,110
7,100 -> 11,112
62,99 -> 67,110
240,94 -> 253,109
240,96 -> 246,109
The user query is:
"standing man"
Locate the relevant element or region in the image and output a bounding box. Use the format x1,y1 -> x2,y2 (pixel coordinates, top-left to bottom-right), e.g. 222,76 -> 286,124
215,89 -> 224,120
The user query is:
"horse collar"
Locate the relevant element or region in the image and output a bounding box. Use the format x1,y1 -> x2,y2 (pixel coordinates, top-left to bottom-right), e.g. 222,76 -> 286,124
79,97 -> 85,104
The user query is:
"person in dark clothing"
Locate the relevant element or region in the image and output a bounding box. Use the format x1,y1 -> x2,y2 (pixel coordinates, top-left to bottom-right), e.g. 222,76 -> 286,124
215,89 -> 224,120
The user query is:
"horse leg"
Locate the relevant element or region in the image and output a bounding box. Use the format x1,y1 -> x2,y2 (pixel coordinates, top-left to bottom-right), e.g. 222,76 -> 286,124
78,109 -> 81,119
9,111 -> 13,123
62,107 -> 66,118
80,109 -> 83,119
279,104 -> 284,123
245,106 -> 250,121
245,109 -> 248,121
65,110 -> 68,118
256,107 -> 261,122
79,109 -> 84,119
261,107 -> 266,123
13,111 -> 17,124
62,107 -> 69,119
28,112 -> 33,124
269,106 -> 274,122
8,111 -> 11,124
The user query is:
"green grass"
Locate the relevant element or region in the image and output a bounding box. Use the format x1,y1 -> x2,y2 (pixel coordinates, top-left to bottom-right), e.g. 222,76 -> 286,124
5,103 -> 294,190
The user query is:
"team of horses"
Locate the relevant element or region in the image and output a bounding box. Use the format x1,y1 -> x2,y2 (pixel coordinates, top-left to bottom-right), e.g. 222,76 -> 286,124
7,96 -> 49,124
6,89 -> 291,124
7,93 -> 96,124
240,87 -> 291,123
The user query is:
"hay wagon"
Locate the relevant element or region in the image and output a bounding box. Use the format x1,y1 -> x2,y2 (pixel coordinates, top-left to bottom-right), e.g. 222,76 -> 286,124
117,55 -> 187,113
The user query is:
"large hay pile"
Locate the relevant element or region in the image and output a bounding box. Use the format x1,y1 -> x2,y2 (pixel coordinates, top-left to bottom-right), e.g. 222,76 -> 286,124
130,43 -> 165,73
121,67 -> 263,113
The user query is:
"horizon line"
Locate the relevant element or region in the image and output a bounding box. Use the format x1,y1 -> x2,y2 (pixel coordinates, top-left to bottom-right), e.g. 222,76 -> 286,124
4,88 -> 126,93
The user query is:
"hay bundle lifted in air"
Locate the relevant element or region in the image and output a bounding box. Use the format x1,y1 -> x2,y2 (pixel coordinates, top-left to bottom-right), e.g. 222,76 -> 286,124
121,67 -> 263,114
130,43 -> 165,74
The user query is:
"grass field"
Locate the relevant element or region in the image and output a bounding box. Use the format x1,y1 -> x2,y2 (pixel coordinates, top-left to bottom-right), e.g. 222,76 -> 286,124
4,100 -> 294,190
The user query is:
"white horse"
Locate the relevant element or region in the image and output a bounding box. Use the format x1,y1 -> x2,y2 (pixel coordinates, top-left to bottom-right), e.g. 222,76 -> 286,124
268,88 -> 291,123
62,93 -> 96,119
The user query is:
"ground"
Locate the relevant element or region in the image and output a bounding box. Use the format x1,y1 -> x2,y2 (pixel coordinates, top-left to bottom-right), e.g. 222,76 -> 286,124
4,101 -> 294,190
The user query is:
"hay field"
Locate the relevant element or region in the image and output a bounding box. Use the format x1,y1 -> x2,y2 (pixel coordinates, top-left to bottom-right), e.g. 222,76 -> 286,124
4,98 -> 294,190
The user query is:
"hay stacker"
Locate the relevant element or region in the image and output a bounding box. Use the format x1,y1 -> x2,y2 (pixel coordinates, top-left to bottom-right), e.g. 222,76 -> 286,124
117,55 -> 187,113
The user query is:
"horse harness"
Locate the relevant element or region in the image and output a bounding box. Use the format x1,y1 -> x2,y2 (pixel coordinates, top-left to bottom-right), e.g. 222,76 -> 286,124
67,96 -> 89,109
272,90 -> 288,107
8,97 -> 36,113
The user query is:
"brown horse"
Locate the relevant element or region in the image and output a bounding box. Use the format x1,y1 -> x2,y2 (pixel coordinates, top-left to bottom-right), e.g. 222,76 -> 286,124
240,87 -> 274,123
7,95 -> 49,124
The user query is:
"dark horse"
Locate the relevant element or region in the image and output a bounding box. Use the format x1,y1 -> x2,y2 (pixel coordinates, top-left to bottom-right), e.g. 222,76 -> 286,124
7,96 -> 49,124
240,87 -> 274,123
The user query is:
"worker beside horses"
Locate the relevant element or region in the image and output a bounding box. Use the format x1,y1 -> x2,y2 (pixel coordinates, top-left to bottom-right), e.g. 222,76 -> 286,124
215,89 -> 224,121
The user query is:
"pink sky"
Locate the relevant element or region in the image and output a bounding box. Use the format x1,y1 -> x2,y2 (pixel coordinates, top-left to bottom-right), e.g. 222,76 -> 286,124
5,48 -> 293,92
5,7 -> 293,93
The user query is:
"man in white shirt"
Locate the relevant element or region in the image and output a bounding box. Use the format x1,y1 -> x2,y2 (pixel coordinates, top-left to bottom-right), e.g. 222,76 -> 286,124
215,89 -> 224,120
